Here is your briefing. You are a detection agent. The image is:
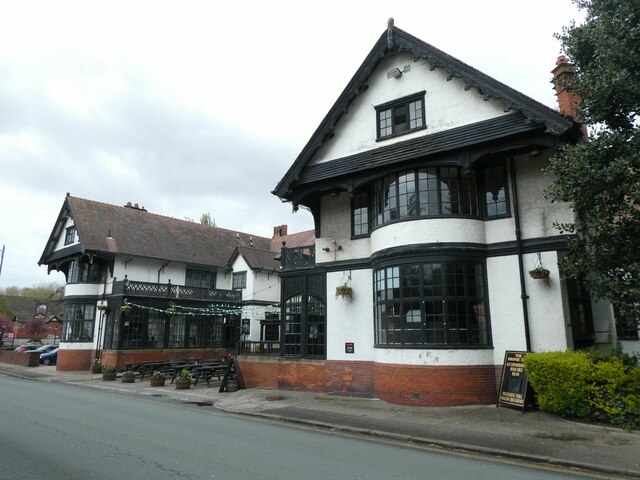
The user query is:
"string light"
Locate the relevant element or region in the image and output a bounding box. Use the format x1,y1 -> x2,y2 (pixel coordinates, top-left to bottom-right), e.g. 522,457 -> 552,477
122,299 -> 280,317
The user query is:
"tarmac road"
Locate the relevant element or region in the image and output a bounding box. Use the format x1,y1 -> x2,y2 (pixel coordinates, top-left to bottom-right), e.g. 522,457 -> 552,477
0,363 -> 638,478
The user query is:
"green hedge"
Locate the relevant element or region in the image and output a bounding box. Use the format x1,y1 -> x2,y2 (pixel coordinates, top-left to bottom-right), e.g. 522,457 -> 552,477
523,350 -> 640,429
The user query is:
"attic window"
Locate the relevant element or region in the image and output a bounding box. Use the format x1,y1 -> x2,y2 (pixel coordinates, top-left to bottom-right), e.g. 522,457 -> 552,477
64,226 -> 76,245
376,91 -> 426,140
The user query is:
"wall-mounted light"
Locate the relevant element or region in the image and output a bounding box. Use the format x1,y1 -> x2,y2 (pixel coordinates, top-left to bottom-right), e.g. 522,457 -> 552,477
387,68 -> 403,79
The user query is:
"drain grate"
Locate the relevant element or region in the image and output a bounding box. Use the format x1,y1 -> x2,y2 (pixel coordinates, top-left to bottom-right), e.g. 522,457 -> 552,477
183,401 -> 214,407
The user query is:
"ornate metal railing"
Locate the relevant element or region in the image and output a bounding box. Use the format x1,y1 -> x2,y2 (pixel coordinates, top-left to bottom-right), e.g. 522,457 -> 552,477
112,280 -> 242,302
280,245 -> 315,271
237,340 -> 280,356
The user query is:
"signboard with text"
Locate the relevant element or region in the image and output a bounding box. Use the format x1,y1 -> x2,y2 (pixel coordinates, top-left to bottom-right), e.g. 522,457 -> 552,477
498,350 -> 530,411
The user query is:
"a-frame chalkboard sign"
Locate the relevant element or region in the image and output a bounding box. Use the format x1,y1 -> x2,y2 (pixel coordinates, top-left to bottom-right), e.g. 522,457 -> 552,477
497,351 -> 531,412
219,355 -> 245,393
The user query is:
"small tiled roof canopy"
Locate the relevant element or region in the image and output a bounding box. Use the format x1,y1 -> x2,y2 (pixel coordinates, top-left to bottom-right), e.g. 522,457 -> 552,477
39,196 -> 276,270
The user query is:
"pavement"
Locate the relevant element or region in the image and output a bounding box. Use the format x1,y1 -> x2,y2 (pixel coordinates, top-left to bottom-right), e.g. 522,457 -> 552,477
1,363 -> 638,478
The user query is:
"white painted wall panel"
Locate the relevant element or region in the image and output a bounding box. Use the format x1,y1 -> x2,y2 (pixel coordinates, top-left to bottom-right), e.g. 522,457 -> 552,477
312,52 -> 509,165
326,269 -> 374,361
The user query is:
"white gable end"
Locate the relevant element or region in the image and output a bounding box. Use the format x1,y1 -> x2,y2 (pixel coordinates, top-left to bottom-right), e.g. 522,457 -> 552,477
311,51 -> 509,165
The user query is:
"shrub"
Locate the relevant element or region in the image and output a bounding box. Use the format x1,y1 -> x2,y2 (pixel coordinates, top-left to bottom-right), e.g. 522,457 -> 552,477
524,351 -> 592,418
524,351 -> 640,429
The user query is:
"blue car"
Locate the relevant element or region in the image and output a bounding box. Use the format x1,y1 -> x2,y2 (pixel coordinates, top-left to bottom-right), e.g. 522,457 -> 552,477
40,347 -> 59,365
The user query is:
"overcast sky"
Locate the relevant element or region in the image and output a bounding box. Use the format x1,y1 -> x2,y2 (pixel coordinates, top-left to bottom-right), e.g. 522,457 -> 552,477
0,0 -> 582,288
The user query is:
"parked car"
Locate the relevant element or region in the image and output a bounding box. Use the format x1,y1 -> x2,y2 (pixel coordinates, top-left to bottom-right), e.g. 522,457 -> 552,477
40,348 -> 59,365
31,344 -> 58,354
13,342 -> 43,352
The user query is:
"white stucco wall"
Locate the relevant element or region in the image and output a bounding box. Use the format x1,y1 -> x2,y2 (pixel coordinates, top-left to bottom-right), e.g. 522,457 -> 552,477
486,255 -> 528,364
374,348 -> 494,366
524,251 -> 570,352
513,152 -> 574,241
53,217 -> 78,250
311,52 -> 509,165
112,257 -> 185,285
326,269 -> 374,361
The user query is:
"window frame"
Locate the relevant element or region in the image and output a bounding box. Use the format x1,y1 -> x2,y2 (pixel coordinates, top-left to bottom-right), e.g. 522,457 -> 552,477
351,161 -> 512,236
62,302 -> 95,343
614,305 -> 639,340
480,160 -> 510,219
185,268 -> 217,289
64,226 -> 76,245
375,91 -> 426,141
373,260 -> 492,348
232,271 -> 247,290
351,192 -> 370,238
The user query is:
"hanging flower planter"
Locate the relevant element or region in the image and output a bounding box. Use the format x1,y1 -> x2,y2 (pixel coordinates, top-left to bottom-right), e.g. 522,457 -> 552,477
528,267 -> 550,280
97,304 -> 108,312
120,305 -> 132,314
335,284 -> 353,299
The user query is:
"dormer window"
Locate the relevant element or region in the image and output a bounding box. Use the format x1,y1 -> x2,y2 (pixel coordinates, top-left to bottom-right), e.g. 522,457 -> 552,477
64,226 -> 76,245
64,225 -> 76,245
376,91 -> 426,140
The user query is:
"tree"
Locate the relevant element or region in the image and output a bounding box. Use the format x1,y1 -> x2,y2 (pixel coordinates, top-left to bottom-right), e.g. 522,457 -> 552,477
199,212 -> 216,227
22,318 -> 48,342
184,212 -> 217,227
546,0 -> 640,317
0,282 -> 65,299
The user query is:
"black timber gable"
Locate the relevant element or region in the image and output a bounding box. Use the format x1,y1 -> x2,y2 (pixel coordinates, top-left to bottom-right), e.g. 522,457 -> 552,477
273,23 -> 577,203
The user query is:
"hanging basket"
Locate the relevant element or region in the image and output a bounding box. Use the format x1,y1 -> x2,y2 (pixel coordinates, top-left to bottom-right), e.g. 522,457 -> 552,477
528,267 -> 550,280
335,285 -> 353,299
120,305 -> 132,314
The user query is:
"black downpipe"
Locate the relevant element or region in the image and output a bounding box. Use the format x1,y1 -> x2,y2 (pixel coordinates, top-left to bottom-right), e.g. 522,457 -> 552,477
509,155 -> 532,352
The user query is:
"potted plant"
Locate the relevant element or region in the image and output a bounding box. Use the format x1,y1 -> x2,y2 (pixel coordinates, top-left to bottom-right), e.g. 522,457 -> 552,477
121,371 -> 136,383
120,304 -> 132,314
150,370 -> 166,387
335,284 -> 353,299
97,304 -> 108,312
91,359 -> 103,374
175,369 -> 192,390
528,267 -> 550,281
102,367 -> 117,381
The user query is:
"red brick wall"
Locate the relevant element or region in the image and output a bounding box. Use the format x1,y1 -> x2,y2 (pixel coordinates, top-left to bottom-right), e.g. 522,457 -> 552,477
0,350 -> 40,367
325,360 -> 374,394
235,358 -> 375,394
57,349 -> 93,371
237,356 -> 498,406
374,363 -> 498,406
237,358 -> 279,388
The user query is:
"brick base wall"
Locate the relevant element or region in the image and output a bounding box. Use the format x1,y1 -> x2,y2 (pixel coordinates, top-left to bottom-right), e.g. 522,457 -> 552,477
374,363 -> 498,406
237,356 -> 498,406
0,351 -> 40,367
57,349 -> 94,371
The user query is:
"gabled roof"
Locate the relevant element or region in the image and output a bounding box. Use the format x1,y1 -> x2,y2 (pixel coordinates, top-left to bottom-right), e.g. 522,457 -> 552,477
39,195 -> 272,269
273,22 -> 575,200
229,246 -> 280,272
270,229 -> 316,251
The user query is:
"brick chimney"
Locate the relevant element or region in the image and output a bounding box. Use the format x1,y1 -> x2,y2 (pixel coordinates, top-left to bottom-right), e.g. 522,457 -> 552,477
551,55 -> 580,120
273,225 -> 288,238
